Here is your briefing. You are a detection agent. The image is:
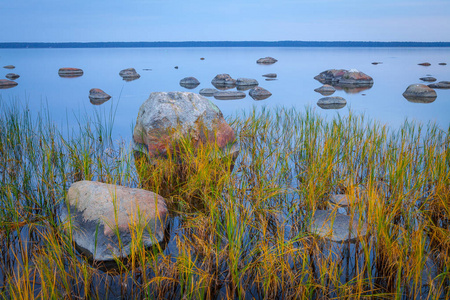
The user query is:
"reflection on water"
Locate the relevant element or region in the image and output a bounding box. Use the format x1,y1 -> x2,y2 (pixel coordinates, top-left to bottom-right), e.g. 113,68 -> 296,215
403,95 -> 437,103
334,84 -> 373,94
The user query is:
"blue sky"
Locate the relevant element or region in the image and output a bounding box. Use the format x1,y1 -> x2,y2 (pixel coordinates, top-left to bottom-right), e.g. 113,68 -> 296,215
1,0 -> 449,42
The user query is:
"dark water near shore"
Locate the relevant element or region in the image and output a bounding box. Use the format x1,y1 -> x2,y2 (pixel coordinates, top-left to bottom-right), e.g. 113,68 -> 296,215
1,47 -> 449,138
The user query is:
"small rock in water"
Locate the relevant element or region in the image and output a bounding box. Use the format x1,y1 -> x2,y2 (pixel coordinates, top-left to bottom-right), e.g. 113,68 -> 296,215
317,96 -> 346,109
200,57 -> 205,60
236,78 -> 259,87
119,68 -> 140,81
314,69 -> 373,86
58,67 -> 84,78
5,73 -> 20,80
199,88 -> 219,97
3,65 -> 15,69
59,180 -> 169,261
262,73 -> 277,78
249,86 -> 272,100
418,62 -> 431,66
89,88 -> 111,105
309,210 -> 368,243
213,91 -> 246,100
371,62 -> 382,65
174,66 -> 179,69
438,62 -> 447,65
314,84 -> 336,96
143,68 -> 152,71
211,74 -> 236,89
428,81 -> 450,89
179,77 -> 200,89
402,84 -> 437,103
265,78 -> 277,81
0,79 -> 18,89
257,57 -> 278,64
419,76 -> 437,82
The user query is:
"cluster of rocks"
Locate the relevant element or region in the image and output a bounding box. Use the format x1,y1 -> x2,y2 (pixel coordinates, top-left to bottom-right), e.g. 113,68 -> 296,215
314,69 -> 374,87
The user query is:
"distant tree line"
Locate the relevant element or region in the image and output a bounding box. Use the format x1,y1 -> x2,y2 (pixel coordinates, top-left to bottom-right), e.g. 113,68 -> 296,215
1,41 -> 449,48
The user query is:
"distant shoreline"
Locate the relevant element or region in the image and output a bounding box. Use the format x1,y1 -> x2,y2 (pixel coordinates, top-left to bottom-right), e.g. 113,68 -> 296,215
1,41 -> 450,48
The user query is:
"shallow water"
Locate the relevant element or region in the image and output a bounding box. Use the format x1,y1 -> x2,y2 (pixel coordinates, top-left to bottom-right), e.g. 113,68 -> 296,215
1,47 -> 449,139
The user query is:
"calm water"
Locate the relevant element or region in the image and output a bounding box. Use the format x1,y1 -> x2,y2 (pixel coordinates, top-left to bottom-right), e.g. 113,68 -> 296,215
1,47 -> 449,138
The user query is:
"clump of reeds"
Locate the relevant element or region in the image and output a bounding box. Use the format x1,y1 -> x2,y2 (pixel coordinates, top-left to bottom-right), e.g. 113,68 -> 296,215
0,99 -> 448,299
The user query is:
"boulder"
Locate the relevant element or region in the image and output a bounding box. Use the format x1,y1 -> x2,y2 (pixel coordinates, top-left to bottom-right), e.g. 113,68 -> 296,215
179,77 -> 200,89
308,210 -> 368,243
418,62 -> 431,66
213,91 -> 246,100
257,57 -> 278,64
439,63 -> 447,66
317,96 -> 347,109
236,78 -> 258,86
402,84 -> 437,102
59,180 -> 168,261
119,68 -> 140,81
199,88 -> 219,97
89,88 -> 111,105
249,86 -> 272,100
133,92 -> 236,157
3,65 -> 15,69
211,74 -> 236,89
0,79 -> 18,89
5,73 -> 20,80
420,76 -> 436,82
262,73 -> 277,78
314,84 -> 336,96
58,68 -> 83,78
314,69 -> 373,86
428,81 -> 450,89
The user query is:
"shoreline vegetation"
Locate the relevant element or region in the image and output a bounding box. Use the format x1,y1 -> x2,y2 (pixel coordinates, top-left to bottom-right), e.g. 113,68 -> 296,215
0,99 -> 449,299
1,41 -> 450,48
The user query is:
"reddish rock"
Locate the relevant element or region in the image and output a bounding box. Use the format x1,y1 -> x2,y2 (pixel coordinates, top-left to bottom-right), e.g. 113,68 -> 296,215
0,79 -> 18,89
314,69 -> 373,86
59,67 -> 83,78
418,62 -> 431,66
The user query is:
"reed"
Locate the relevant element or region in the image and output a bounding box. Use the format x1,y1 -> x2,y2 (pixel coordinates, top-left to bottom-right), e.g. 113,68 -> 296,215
0,99 -> 448,299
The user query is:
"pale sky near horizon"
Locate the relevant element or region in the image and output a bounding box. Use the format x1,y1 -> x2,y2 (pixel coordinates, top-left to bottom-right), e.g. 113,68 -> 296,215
1,0 -> 449,42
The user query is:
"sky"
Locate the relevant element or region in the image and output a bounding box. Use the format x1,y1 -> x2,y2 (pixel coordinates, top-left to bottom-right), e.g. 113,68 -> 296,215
1,0 -> 450,42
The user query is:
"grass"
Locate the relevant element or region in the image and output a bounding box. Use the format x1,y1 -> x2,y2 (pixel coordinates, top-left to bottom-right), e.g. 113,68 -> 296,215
0,99 -> 449,299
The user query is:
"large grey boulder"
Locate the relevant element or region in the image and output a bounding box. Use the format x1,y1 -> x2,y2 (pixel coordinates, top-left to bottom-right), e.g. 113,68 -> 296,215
428,81 -> 450,89
211,74 -> 236,89
314,84 -> 336,96
119,68 -> 140,81
60,181 -> 168,261
314,69 -> 373,86
249,86 -> 272,100
213,91 -> 246,100
402,84 -> 437,102
257,57 -> 277,64
89,88 -> 111,105
180,77 -> 200,89
58,68 -> 83,78
308,210 -> 368,243
0,79 -> 18,89
317,96 -> 347,109
133,92 -> 236,157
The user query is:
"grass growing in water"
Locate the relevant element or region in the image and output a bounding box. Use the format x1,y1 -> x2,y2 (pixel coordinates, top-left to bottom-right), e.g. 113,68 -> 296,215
0,100 -> 449,299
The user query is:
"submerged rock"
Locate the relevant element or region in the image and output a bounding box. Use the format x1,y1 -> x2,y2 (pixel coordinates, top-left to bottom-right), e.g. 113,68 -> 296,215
317,96 -> 346,109
59,180 -> 168,261
3,65 -> 15,69
309,210 -> 368,243
314,69 -> 373,86
180,77 -> 200,89
5,73 -> 20,80
428,81 -> 450,89
249,86 -> 272,100
236,78 -> 259,86
211,74 -> 236,89
262,73 -> 277,78
133,92 -> 236,157
0,79 -> 18,89
371,62 -> 382,65
402,84 -> 437,102
89,88 -> 111,105
213,91 -> 246,100
438,62 -> 447,66
314,84 -> 336,96
199,88 -> 219,97
418,62 -> 431,66
419,76 -> 436,82
58,67 -> 83,78
119,68 -> 140,81
257,57 -> 278,64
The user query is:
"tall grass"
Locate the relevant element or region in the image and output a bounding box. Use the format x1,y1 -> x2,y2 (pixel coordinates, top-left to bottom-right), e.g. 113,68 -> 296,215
0,99 -> 448,299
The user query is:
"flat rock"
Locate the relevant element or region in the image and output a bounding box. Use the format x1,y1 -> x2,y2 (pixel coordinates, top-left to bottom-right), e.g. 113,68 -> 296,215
418,62 -> 431,66
213,91 -> 246,100
89,88 -> 111,105
371,62 -> 382,65
119,68 -> 140,81
328,194 -> 358,207
249,86 -> 272,100
257,57 -> 278,64
211,74 -> 236,89
59,181 -> 168,261
0,79 -> 18,89
3,65 -> 15,69
438,62 -> 447,65
314,84 -> 336,96
309,210 -> 368,243
314,69 -> 373,86
262,73 -> 277,78
5,73 -> 20,80
133,92 -> 236,157
180,77 -> 200,89
317,96 -> 346,109
199,88 -> 219,97
58,67 -> 83,78
236,78 -> 259,86
419,76 -> 436,82
403,84 -> 437,102
428,81 -> 450,89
